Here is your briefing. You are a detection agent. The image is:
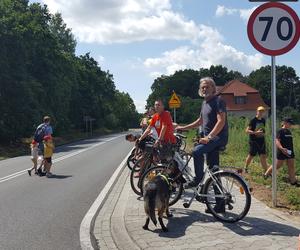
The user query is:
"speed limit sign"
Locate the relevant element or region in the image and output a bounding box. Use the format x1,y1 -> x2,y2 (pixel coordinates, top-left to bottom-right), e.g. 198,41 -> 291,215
247,2 -> 300,55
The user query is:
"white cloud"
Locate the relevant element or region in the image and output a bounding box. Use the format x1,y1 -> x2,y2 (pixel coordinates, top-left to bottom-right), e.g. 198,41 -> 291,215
97,55 -> 105,65
42,0 -> 199,44
215,5 -> 257,22
144,25 -> 264,76
149,71 -> 163,79
42,1 -> 265,79
134,99 -> 147,113
216,5 -> 237,17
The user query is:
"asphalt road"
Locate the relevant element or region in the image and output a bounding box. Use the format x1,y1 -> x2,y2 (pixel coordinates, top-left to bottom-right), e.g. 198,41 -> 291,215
0,133 -> 132,250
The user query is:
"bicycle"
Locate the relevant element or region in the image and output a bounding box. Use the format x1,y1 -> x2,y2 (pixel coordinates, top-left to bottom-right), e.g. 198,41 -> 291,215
140,147 -> 252,223
130,142 -> 178,196
126,136 -> 155,171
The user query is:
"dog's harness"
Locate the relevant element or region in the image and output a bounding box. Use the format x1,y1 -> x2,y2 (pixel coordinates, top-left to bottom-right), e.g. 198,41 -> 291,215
157,173 -> 172,190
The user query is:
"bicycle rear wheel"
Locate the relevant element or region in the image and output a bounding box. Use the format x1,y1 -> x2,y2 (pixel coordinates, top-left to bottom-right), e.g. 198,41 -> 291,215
140,165 -> 183,206
203,171 -> 251,223
130,156 -> 154,196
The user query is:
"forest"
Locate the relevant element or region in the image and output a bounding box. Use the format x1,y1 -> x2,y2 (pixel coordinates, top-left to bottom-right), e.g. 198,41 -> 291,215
0,0 -> 140,143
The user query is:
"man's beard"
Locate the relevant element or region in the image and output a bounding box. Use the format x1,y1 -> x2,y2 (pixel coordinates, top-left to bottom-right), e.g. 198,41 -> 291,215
198,90 -> 213,98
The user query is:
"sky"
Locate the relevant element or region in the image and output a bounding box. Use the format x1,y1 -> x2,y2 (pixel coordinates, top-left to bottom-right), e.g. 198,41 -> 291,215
29,0 -> 300,113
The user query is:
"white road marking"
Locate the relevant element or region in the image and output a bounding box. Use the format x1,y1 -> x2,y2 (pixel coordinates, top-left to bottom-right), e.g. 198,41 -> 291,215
0,135 -> 124,184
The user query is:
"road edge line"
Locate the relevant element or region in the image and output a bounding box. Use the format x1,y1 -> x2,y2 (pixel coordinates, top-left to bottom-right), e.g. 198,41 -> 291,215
79,149 -> 132,250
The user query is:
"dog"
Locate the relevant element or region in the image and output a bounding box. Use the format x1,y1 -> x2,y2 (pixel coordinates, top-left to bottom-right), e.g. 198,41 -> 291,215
143,170 -> 174,232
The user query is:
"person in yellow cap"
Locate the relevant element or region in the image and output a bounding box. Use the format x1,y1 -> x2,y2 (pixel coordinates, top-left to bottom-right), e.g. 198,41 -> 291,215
244,106 -> 271,173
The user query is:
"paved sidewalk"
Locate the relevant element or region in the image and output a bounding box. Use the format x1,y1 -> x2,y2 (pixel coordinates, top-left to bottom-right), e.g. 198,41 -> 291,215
93,167 -> 300,250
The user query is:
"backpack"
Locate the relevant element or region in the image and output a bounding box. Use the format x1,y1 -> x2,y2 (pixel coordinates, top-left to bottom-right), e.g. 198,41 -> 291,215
33,124 -> 46,143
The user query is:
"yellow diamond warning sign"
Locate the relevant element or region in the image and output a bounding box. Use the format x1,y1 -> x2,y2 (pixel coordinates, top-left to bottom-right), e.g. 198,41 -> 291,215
169,91 -> 181,109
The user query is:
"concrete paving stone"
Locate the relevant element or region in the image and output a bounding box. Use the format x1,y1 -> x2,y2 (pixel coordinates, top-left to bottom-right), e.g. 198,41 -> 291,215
214,243 -> 233,250
279,247 -> 297,250
181,248 -> 198,250
135,240 -> 149,248
101,230 -> 111,237
101,221 -> 109,228
103,236 -> 115,245
250,239 -> 276,248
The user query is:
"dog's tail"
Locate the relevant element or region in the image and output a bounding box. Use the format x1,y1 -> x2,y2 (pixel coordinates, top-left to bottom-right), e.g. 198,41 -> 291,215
144,183 -> 157,226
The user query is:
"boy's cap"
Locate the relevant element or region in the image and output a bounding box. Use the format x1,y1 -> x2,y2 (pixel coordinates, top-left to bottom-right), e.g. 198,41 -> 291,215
283,117 -> 295,124
31,140 -> 38,145
257,106 -> 265,111
43,135 -> 52,141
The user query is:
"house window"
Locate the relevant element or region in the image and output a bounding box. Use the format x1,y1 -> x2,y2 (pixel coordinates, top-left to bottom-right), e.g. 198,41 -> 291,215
235,96 -> 246,104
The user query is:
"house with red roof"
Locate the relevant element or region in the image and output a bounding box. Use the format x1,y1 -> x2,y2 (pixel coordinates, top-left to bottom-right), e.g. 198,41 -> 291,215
217,80 -> 269,117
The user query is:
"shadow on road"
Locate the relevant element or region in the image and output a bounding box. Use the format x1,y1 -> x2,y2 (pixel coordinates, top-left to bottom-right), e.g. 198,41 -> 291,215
47,174 -> 73,179
224,216 -> 300,237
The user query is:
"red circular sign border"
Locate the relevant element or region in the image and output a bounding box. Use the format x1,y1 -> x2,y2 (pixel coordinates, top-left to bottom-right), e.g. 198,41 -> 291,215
247,2 -> 300,56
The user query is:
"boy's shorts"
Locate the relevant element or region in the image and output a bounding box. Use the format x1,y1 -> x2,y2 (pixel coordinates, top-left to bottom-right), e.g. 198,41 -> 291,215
277,152 -> 295,160
44,157 -> 52,164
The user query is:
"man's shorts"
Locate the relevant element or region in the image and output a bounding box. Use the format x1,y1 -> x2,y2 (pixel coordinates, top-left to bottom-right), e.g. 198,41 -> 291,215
277,151 -> 295,160
44,157 -> 52,164
249,141 -> 266,156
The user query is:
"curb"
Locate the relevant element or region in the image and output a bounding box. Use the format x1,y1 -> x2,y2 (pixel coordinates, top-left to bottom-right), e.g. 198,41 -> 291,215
79,149 -> 133,250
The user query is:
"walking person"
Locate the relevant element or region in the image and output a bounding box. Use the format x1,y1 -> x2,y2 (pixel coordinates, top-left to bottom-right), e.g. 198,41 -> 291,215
264,117 -> 299,186
244,106 -> 271,173
28,140 -> 39,176
34,116 -> 53,175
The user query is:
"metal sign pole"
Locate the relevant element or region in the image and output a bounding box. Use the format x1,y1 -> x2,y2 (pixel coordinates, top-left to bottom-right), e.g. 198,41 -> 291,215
173,108 -> 176,123
271,55 -> 277,207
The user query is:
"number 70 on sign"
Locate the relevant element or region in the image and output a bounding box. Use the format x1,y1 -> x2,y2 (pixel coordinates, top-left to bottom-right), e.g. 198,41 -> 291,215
247,2 -> 300,56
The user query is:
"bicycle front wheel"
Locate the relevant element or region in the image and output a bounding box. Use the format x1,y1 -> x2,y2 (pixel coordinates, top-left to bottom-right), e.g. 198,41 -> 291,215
126,149 -> 136,171
203,171 -> 251,223
140,165 -> 183,206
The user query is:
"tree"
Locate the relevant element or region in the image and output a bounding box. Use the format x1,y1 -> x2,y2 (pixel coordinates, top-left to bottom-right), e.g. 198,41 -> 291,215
247,65 -> 300,112
49,13 -> 76,54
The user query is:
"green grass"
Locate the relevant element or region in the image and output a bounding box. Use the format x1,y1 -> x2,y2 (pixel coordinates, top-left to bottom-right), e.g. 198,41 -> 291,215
183,116 -> 300,210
